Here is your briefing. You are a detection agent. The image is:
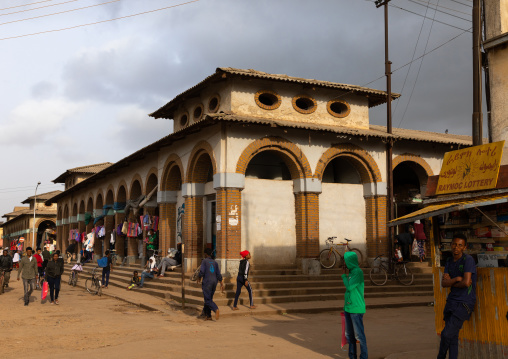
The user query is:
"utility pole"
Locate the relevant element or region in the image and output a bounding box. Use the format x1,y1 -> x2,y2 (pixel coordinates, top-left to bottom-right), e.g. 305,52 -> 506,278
375,0 -> 395,265
472,0 -> 483,146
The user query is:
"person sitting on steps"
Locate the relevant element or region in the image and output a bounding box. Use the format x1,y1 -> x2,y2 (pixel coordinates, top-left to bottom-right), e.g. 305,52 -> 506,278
157,243 -> 182,277
139,257 -> 158,288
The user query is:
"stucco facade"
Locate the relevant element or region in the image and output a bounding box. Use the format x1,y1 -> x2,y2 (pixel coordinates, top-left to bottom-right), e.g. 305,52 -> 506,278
48,68 -> 472,274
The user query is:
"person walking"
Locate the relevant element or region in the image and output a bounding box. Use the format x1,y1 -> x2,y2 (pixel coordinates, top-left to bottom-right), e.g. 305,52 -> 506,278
12,250 -> 20,269
42,246 -> 51,272
101,250 -> 113,289
0,249 -> 13,293
197,248 -> 224,321
395,226 -> 414,262
17,247 -> 38,306
34,248 -> 44,289
342,251 -> 367,359
45,252 -> 64,304
437,233 -> 477,359
232,250 -> 256,310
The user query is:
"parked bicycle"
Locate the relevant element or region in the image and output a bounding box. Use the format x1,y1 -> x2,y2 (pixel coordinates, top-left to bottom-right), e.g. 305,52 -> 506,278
369,254 -> 414,286
319,237 -> 363,269
68,263 -> 83,287
110,250 -> 119,266
85,266 -> 102,296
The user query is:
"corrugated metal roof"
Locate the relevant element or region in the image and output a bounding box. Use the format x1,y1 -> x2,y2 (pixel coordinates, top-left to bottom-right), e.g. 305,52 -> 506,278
22,190 -> 63,204
52,162 -> 113,183
150,67 -> 400,119
1,209 -> 57,227
370,125 -> 473,145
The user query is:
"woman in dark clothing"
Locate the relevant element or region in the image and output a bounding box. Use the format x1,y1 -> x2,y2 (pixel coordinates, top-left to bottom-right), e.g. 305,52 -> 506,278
45,252 -> 64,304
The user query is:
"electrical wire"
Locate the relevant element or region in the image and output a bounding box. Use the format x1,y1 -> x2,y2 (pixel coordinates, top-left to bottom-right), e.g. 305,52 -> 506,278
0,0 -> 53,11
398,0 -> 442,127
389,3 -> 472,31
448,0 -> 472,7
392,0 -> 432,119
0,0 -> 82,17
0,0 -> 122,27
406,0 -> 471,18
0,0 -> 199,41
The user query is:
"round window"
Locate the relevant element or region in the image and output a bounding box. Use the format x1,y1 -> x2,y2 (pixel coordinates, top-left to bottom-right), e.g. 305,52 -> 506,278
208,95 -> 220,113
255,90 -> 281,110
327,100 -> 351,118
292,95 -> 317,114
193,104 -> 204,121
179,112 -> 189,127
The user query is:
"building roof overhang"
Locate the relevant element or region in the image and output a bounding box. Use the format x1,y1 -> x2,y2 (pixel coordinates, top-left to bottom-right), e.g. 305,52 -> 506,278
149,67 -> 401,119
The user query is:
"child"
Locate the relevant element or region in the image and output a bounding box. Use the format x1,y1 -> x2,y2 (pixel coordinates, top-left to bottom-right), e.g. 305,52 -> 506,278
342,251 -> 367,359
12,250 -> 20,269
197,248 -> 224,320
233,250 -> 256,310
127,271 -> 140,290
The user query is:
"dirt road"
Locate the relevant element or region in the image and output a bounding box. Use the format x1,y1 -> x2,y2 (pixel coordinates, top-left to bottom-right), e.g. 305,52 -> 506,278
1,277 -> 437,359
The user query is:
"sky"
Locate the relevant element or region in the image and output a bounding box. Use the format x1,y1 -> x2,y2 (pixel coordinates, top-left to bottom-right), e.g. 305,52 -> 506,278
0,0 -> 482,217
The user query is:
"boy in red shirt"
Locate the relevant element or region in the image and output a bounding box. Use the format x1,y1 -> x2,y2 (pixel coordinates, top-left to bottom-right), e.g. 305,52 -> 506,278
33,248 -> 44,288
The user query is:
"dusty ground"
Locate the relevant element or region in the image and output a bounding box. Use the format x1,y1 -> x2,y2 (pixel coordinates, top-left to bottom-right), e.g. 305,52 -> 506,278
1,277 -> 438,359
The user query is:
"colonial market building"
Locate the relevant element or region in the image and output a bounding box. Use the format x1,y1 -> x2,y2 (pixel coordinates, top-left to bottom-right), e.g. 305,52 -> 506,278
46,67 -> 472,273
1,191 -> 61,250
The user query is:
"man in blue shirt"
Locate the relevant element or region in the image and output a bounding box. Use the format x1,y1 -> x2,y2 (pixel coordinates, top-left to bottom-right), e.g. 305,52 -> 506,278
197,248 -> 224,321
437,233 -> 477,359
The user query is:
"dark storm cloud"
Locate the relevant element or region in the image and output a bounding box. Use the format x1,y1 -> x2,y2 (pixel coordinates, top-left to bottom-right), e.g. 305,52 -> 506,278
61,0 -> 478,134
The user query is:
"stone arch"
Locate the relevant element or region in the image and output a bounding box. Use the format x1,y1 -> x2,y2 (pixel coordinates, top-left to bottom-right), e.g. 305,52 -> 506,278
145,167 -> 159,194
35,218 -> 55,229
79,200 -> 85,214
96,192 -> 104,209
186,141 -> 218,183
117,181 -> 128,203
57,207 -> 62,221
315,144 -> 382,183
86,197 -> 94,213
162,154 -> 184,191
392,153 -> 434,177
236,136 -> 313,179
72,202 -> 78,217
130,177 -> 143,199
105,189 -> 114,205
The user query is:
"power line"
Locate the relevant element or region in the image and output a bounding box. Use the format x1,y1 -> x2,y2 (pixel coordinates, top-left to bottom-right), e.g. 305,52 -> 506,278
398,0 -> 443,127
392,0 -> 432,119
448,0 -> 472,8
406,0 -> 471,18
0,0 -> 122,27
0,0 -> 81,17
0,0 -> 199,41
389,3 -> 472,31
0,0 -> 53,11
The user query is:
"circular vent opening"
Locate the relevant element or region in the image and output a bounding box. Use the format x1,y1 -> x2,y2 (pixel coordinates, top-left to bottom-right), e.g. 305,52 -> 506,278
180,113 -> 188,127
193,105 -> 203,121
327,100 -> 351,118
208,95 -> 220,113
292,95 -> 317,114
255,90 -> 281,110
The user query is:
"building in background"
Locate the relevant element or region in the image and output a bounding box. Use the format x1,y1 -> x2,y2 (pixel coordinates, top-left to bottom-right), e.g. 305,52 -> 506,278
46,68 -> 472,273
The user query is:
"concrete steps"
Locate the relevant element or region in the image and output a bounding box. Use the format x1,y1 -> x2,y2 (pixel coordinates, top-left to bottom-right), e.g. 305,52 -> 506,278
64,260 -> 434,312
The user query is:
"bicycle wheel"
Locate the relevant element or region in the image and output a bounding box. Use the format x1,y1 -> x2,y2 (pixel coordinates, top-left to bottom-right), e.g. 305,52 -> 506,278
85,278 -> 98,295
96,279 -> 102,296
369,266 -> 388,286
319,249 -> 337,269
72,273 -> 77,287
349,248 -> 364,266
68,273 -> 73,285
0,274 -> 4,294
190,267 -> 201,281
395,264 -> 414,286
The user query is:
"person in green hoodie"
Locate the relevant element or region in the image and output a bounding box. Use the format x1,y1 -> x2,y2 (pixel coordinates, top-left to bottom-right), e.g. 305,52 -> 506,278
342,251 -> 367,359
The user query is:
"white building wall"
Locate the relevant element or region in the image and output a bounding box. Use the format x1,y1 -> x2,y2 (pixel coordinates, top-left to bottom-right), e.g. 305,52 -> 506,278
319,183 -> 366,256
241,178 -> 296,265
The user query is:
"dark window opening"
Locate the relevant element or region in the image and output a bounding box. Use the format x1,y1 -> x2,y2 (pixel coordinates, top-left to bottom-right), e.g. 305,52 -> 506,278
322,157 -> 361,184
246,151 -> 292,180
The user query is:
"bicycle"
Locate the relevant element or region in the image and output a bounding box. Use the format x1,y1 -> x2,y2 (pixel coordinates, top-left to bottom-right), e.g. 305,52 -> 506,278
85,266 -> 102,296
68,263 -> 82,287
110,250 -> 119,266
191,249 -> 216,281
319,237 -> 363,269
369,254 -> 414,286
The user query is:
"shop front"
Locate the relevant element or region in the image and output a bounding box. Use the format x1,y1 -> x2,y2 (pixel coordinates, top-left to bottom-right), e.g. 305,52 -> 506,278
390,142 -> 508,358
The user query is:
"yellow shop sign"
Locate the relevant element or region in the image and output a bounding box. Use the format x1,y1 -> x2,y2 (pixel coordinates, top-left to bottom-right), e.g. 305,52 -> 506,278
436,141 -> 504,195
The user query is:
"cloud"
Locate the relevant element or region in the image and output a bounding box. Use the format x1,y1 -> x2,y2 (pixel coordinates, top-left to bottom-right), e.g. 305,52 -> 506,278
0,99 -> 84,146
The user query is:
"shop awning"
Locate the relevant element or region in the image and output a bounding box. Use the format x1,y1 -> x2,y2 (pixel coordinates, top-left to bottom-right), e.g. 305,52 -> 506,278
389,194 -> 508,227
